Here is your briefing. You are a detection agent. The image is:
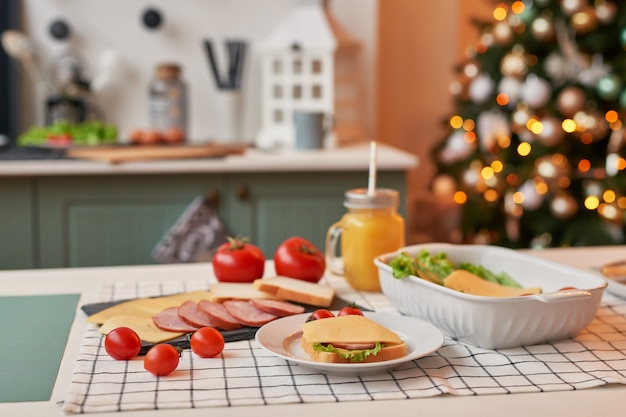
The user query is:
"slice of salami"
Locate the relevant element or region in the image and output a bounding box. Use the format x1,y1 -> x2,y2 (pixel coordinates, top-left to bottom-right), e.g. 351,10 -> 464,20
152,306 -> 199,332
223,300 -> 278,327
197,300 -> 243,331
249,298 -> 305,317
178,300 -> 217,328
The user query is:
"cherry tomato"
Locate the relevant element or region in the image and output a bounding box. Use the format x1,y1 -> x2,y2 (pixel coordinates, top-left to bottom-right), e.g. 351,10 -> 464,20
190,327 -> 225,358
338,306 -> 364,316
143,344 -> 181,376
162,127 -> 185,143
274,237 -> 325,283
212,236 -> 265,282
104,327 -> 142,360
306,309 -> 335,322
46,133 -> 73,147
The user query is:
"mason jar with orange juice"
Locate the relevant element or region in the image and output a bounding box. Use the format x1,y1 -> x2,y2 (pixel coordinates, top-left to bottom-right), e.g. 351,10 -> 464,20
325,188 -> 405,291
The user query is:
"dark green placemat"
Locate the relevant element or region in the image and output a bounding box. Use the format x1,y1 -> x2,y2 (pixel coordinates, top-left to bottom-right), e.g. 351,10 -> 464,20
0,293 -> 80,403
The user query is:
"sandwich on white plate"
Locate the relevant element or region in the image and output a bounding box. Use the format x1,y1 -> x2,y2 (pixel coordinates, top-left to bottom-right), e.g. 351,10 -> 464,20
300,315 -> 408,363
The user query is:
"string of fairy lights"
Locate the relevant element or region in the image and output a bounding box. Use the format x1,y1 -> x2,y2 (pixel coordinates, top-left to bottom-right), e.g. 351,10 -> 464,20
434,0 -> 626,246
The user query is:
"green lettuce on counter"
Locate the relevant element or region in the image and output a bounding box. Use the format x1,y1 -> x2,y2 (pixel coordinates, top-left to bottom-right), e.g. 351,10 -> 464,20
18,121 -> 118,146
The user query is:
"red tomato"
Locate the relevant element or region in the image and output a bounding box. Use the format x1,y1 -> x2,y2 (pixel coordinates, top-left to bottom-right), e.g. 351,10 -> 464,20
47,133 -> 73,147
190,327 -> 225,358
144,344 -> 181,376
274,237 -> 325,283
306,309 -> 335,322
162,127 -> 185,143
338,306 -> 363,316
212,236 -> 265,282
104,327 -> 142,360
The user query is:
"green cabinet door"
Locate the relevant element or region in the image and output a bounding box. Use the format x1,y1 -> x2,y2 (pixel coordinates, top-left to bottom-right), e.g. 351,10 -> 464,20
37,175 -> 226,268
226,171 -> 407,255
0,179 -> 36,269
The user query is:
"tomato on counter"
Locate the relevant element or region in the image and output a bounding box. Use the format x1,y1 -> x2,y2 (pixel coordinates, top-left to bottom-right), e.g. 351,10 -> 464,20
190,327 -> 225,358
104,327 -> 142,360
274,237 -> 325,283
338,305 -> 364,317
144,344 -> 181,376
212,236 -> 265,282
306,309 -> 335,322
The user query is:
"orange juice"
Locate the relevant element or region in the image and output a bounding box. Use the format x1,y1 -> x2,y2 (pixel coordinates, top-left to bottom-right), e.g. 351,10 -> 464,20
326,189 -> 405,291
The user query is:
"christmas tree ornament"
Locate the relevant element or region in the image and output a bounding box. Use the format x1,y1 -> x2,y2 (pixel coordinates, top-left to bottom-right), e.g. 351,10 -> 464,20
439,131 -> 475,164
556,86 -> 586,117
477,110 -> 511,152
468,73 -> 495,103
500,48 -> 528,78
560,0 -> 589,16
571,8 -> 598,34
536,115 -> 566,147
493,21 -> 514,45
597,73 -> 622,100
432,174 -> 457,197
518,180 -> 545,210
519,74 -> 552,108
497,76 -> 522,106
550,192 -> 578,219
531,15 -> 555,41
595,1 -> 617,24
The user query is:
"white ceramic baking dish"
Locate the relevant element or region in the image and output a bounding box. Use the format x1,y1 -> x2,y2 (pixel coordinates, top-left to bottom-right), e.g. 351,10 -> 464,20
374,243 -> 608,349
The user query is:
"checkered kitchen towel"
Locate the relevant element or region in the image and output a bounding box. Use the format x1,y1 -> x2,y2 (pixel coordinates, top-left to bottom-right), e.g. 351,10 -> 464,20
62,278 -> 626,414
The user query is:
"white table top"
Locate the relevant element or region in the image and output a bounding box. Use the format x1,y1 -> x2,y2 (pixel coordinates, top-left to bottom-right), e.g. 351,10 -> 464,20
1,245 -> 625,417
0,142 -> 417,177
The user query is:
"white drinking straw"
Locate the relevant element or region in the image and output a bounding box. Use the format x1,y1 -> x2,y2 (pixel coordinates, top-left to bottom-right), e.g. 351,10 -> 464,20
367,141 -> 377,196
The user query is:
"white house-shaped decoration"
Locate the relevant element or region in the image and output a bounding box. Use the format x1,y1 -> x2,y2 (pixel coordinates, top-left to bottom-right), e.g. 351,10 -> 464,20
256,0 -> 364,149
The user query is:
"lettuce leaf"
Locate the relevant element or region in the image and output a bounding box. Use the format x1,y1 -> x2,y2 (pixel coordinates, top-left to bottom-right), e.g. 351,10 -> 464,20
313,342 -> 383,362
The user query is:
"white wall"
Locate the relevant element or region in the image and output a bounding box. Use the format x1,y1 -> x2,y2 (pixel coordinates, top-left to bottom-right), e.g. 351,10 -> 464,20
19,0 -> 376,143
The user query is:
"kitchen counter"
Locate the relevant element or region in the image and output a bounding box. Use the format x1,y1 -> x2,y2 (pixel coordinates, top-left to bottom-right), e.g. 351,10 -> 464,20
0,142 -> 416,269
0,143 -> 418,176
1,245 -> 626,417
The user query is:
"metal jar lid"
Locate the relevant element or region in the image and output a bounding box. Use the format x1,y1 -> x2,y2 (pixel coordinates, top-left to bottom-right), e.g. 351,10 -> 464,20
343,188 -> 399,209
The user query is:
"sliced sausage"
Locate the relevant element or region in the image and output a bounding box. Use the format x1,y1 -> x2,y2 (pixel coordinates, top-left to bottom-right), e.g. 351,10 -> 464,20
178,300 -> 217,328
197,300 -> 243,331
223,300 -> 278,327
249,298 -> 305,317
152,306 -> 199,332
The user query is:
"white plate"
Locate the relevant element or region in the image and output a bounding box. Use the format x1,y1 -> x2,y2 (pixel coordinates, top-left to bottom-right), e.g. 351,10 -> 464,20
255,311 -> 444,376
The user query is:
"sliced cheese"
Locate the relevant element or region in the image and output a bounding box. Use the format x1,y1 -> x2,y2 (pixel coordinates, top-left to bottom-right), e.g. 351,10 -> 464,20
301,315 -> 403,345
443,270 -> 542,297
86,290 -> 211,324
99,314 -> 185,343
207,282 -> 280,303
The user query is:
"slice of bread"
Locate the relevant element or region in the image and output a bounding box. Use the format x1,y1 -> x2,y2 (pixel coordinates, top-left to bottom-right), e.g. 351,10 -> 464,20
300,336 -> 408,363
208,282 -> 280,303
253,276 -> 335,307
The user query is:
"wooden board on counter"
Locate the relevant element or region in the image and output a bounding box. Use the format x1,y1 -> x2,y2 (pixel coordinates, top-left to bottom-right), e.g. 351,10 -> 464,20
66,144 -> 247,164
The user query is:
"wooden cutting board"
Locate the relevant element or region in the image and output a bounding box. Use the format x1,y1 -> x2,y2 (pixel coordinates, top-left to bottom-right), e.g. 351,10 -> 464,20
66,144 -> 247,164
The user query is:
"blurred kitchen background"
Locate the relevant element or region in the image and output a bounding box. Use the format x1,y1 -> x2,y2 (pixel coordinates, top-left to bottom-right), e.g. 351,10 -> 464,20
1,0 -> 488,246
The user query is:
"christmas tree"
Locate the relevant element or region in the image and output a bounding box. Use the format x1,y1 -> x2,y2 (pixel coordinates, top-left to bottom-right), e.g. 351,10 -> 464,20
432,0 -> 626,248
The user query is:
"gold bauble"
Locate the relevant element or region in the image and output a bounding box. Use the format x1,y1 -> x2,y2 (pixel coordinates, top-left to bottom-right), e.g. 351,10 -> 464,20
493,21 -> 514,45
557,86 -> 586,117
572,8 -> 598,34
500,50 -> 528,79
